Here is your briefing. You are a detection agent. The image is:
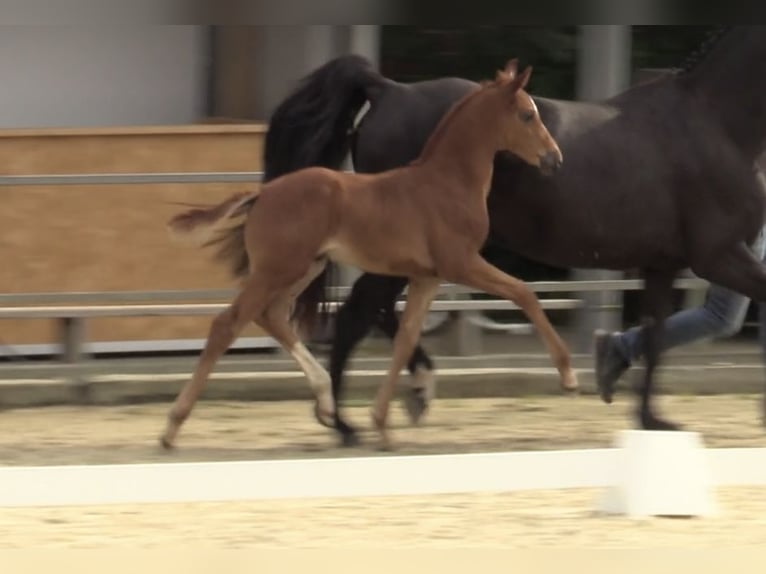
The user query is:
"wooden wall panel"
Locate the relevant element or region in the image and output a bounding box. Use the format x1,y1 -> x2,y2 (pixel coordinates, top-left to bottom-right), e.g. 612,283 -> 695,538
0,125 -> 269,346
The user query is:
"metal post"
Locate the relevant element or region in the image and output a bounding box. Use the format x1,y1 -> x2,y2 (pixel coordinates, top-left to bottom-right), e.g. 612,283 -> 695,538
573,25 -> 632,353
350,25 -> 380,68
58,317 -> 89,401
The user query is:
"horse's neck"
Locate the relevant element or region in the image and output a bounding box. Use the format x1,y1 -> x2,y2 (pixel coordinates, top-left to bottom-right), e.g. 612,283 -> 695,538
419,93 -> 501,194
684,27 -> 766,160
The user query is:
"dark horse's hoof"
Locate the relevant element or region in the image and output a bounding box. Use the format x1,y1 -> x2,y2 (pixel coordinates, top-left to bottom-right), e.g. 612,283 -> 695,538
402,388 -> 428,425
339,430 -> 361,448
313,401 -> 335,429
640,410 -> 681,431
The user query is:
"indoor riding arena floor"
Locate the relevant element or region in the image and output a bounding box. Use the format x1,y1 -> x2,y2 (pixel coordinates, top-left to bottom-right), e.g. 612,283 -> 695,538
1,393 -> 766,548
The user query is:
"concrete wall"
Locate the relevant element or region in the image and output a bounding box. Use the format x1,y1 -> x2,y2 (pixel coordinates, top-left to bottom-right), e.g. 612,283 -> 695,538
212,25 -> 379,122
0,25 -> 209,128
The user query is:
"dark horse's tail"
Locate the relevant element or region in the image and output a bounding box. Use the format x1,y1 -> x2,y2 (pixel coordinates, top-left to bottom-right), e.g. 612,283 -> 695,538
263,54 -> 385,183
263,54 -> 387,331
170,56 -> 385,334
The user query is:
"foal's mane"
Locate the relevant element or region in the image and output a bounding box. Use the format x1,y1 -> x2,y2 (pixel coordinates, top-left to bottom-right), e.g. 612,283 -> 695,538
410,76 -> 502,165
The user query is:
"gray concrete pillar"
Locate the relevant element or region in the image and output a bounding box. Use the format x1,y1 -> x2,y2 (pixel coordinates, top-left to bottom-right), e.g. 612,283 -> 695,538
350,25 -> 380,68
573,25 -> 632,353
251,25 -> 379,123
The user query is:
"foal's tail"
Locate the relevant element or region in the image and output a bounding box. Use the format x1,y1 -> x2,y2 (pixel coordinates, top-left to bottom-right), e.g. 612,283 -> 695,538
167,190 -> 260,278
262,54 -> 386,334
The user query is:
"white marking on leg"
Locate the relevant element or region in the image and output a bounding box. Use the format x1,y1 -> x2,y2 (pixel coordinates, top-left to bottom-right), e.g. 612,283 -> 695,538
412,365 -> 437,402
290,342 -> 334,415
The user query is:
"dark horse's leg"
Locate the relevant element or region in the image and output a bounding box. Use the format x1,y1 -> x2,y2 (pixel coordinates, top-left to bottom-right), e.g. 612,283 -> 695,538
636,269 -> 678,431
327,273 -> 435,446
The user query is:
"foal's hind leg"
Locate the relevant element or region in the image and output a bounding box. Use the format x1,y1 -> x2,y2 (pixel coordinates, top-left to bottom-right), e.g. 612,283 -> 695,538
371,277 -> 441,450
160,277 -> 271,449
259,262 -> 335,425
446,255 -> 578,392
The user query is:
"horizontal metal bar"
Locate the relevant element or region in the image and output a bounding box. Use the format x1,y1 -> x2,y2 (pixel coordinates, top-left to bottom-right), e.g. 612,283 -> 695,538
0,337 -> 279,358
0,278 -> 708,306
440,277 -> 709,295
0,289 -> 238,305
410,299 -> 582,312
0,169 -> 359,187
0,304 -> 231,318
0,298 -> 582,319
0,172 -> 264,186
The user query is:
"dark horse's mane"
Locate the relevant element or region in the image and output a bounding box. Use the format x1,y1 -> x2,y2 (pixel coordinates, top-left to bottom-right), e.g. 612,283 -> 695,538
675,26 -> 733,75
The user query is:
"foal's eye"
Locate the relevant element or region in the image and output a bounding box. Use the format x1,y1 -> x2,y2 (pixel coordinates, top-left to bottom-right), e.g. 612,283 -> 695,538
519,109 -> 535,123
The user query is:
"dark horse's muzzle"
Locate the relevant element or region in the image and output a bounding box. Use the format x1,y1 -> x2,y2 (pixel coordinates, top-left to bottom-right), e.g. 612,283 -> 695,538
540,150 -> 563,175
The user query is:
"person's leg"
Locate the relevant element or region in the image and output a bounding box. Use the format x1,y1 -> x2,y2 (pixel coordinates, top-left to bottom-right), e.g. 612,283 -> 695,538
757,227 -> 766,363
757,300 -> 766,426
758,235 -> 766,425
595,227 -> 766,403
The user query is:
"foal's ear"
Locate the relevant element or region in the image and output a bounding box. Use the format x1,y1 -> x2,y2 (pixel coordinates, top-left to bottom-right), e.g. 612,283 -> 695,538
508,65 -> 532,93
504,58 -> 519,80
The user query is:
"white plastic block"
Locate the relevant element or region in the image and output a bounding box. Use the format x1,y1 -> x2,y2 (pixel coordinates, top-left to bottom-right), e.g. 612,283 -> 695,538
596,430 -> 717,518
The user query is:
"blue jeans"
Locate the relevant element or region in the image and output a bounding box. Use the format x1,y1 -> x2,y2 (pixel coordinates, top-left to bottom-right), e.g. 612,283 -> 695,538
615,227 -> 766,363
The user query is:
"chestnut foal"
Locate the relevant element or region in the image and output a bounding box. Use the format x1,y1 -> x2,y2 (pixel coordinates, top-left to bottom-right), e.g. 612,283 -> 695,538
161,60 -> 575,451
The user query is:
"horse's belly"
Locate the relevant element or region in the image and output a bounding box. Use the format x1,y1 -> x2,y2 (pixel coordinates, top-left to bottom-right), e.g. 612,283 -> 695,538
321,239 -> 434,277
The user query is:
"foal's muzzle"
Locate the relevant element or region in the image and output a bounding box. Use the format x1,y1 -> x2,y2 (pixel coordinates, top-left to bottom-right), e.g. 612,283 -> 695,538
540,150 -> 563,175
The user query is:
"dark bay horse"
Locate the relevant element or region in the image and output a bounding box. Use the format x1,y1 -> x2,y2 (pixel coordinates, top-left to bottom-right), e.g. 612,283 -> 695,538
264,26 -> 766,445
161,61 -> 574,450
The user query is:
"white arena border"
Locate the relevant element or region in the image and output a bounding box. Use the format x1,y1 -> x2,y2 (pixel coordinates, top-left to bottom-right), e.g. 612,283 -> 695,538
1,446 -> 766,508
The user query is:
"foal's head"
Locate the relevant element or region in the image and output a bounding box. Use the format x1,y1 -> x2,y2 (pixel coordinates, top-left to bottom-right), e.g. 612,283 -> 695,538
491,59 -> 562,175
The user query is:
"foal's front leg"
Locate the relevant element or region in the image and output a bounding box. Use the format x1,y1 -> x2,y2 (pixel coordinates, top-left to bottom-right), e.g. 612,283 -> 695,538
370,279 -> 437,425
448,255 -> 578,392
371,277 -> 441,450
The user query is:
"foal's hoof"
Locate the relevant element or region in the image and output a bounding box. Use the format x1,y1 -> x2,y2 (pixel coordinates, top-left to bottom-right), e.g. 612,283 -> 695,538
313,401 -> 335,429
402,388 -> 429,425
370,410 -> 394,451
377,437 -> 395,452
159,435 -> 175,451
560,370 -> 580,394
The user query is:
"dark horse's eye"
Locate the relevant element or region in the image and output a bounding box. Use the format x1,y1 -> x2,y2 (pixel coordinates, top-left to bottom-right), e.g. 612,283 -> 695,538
519,109 -> 535,123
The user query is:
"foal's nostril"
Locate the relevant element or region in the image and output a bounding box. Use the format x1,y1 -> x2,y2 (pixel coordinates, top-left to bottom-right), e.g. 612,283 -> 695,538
540,150 -> 562,173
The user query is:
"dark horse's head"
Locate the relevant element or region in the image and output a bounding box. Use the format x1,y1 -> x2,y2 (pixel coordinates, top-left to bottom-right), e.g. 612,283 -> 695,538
493,59 -> 563,176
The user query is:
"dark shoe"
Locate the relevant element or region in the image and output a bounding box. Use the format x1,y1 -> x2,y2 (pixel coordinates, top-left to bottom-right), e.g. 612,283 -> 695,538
594,329 -> 630,404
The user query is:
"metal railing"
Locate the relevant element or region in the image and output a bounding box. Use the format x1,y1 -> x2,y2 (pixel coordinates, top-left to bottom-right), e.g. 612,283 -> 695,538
0,169 -> 712,369
0,278 -> 709,365
0,172 -> 264,186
